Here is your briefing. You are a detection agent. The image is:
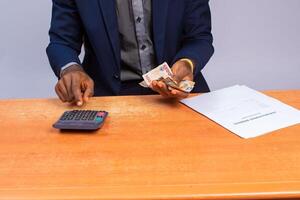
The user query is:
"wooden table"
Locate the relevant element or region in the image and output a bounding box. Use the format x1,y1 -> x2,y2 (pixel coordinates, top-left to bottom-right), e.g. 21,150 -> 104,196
0,91 -> 300,200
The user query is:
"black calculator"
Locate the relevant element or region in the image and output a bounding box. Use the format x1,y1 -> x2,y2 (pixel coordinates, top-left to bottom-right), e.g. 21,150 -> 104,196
53,110 -> 108,130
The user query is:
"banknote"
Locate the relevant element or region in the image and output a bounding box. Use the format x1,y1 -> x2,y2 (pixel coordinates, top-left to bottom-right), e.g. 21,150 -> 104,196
161,77 -> 195,93
139,62 -> 195,93
142,62 -> 173,87
177,80 -> 195,93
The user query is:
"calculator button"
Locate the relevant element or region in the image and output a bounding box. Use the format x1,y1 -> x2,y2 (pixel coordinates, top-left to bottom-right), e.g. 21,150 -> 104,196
97,112 -> 106,118
96,117 -> 103,122
89,112 -> 98,120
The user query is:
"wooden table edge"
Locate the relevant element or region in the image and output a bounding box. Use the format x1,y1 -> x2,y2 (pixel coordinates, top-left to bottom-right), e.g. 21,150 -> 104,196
1,181 -> 300,200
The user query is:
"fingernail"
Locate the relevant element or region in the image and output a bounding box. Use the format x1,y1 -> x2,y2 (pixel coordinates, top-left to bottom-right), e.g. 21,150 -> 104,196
77,101 -> 83,106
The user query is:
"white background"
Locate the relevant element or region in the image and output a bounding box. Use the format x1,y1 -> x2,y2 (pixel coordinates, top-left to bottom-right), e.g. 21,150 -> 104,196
0,0 -> 299,99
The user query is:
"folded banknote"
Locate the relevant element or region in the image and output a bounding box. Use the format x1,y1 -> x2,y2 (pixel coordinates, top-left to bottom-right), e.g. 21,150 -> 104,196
139,62 -> 195,93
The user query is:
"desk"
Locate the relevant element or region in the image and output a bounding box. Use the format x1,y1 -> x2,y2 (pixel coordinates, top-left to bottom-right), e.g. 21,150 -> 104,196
0,91 -> 300,200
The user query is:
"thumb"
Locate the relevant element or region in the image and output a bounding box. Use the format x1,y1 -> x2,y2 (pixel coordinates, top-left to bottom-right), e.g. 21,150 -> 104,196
171,67 -> 186,84
171,61 -> 194,82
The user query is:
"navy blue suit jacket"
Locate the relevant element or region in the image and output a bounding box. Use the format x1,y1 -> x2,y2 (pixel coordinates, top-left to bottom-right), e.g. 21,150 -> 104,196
47,0 -> 214,96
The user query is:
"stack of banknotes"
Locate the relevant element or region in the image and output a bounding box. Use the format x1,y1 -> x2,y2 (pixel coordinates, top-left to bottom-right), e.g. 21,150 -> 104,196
139,62 -> 195,93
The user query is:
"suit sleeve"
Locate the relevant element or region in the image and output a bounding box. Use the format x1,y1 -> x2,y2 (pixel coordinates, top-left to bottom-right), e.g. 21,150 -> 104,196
173,0 -> 214,76
46,0 -> 84,78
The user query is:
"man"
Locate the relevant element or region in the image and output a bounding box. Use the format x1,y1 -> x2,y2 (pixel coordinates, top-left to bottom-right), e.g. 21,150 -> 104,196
47,0 -> 214,106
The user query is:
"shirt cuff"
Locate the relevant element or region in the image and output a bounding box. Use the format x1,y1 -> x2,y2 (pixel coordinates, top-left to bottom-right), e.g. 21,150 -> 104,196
60,62 -> 81,78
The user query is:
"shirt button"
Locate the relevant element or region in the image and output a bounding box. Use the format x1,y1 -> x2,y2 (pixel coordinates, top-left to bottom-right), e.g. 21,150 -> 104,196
141,45 -> 147,50
114,74 -> 119,79
136,17 -> 142,23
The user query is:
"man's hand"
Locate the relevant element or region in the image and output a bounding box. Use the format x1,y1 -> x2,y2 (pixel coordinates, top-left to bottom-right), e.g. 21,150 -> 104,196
55,65 -> 94,106
151,59 -> 194,99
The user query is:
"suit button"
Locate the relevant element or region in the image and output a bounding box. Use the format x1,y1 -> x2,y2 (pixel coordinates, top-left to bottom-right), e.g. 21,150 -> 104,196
136,17 -> 142,23
114,74 -> 120,79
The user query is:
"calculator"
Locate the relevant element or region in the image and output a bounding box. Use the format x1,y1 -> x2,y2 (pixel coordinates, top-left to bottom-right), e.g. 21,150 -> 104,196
53,110 -> 108,130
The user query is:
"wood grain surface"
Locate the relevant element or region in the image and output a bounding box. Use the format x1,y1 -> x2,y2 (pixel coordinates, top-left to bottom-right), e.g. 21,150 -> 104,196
0,91 -> 299,200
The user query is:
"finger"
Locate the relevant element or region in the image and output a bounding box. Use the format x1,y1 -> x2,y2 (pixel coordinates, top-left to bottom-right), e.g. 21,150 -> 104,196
83,80 -> 94,102
157,81 -> 170,93
151,81 -> 169,97
62,76 -> 73,101
57,81 -> 70,102
169,88 -> 189,99
150,81 -> 164,96
155,80 -> 187,98
71,80 -> 84,106
55,84 -> 67,102
157,81 -> 176,97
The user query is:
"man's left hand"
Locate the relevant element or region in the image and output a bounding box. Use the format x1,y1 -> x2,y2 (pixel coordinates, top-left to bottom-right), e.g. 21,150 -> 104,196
151,60 -> 194,99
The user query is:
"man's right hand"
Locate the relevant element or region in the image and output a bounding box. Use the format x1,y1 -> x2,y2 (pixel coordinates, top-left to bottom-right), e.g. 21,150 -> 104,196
55,65 -> 94,106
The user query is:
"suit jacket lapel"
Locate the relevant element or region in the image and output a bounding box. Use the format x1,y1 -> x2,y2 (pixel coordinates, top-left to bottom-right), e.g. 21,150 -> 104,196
152,0 -> 169,64
97,0 -> 120,68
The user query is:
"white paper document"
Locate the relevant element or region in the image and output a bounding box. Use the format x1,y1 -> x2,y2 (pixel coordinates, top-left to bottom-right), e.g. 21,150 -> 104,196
181,85 -> 300,138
